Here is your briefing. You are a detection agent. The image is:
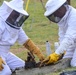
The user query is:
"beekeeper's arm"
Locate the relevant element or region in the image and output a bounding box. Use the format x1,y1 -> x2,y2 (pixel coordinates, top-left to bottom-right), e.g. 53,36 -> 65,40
17,28 -> 44,61
41,37 -> 74,65
41,20 -> 76,65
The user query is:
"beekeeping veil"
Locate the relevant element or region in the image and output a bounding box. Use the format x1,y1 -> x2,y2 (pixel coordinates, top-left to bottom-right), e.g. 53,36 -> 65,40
44,0 -> 67,23
0,0 -> 29,29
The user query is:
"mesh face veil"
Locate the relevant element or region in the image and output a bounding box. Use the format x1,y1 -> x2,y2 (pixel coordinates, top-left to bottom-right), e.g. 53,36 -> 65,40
6,10 -> 29,29
47,14 -> 61,23
46,4 -> 68,23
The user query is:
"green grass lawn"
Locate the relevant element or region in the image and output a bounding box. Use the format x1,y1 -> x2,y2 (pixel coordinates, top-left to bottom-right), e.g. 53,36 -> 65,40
1,0 -> 76,75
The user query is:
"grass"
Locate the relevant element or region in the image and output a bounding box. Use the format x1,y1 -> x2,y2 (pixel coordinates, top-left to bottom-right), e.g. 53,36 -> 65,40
0,0 -> 76,75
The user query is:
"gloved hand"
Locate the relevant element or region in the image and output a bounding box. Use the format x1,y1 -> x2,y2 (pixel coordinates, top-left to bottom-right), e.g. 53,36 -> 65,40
23,39 -> 45,61
40,53 -> 60,66
0,57 -> 5,71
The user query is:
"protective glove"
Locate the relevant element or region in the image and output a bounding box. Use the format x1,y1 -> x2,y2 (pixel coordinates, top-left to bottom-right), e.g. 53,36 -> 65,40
0,57 -> 5,71
40,53 -> 60,66
23,39 -> 45,61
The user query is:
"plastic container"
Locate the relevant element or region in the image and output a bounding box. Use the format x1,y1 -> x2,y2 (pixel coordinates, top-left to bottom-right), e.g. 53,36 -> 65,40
54,42 -> 59,51
46,41 -> 51,56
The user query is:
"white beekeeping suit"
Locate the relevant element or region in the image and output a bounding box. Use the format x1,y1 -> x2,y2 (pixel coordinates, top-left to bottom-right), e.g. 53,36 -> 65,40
0,0 -> 45,74
41,0 -> 76,67
56,5 -> 76,66
0,0 -> 29,75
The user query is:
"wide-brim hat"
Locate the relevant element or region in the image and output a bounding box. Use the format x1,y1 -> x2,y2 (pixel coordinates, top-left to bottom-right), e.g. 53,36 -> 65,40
4,0 -> 29,16
44,0 -> 67,16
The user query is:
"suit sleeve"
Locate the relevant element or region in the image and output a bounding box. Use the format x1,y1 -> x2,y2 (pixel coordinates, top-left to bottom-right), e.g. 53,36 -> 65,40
17,28 -> 29,45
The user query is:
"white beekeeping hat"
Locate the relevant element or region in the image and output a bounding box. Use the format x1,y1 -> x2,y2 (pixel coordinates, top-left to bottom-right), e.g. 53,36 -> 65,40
4,0 -> 29,16
44,0 -> 67,16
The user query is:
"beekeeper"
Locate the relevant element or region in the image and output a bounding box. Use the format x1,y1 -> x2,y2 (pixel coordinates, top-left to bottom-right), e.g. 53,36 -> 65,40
0,0 -> 44,75
41,0 -> 76,67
